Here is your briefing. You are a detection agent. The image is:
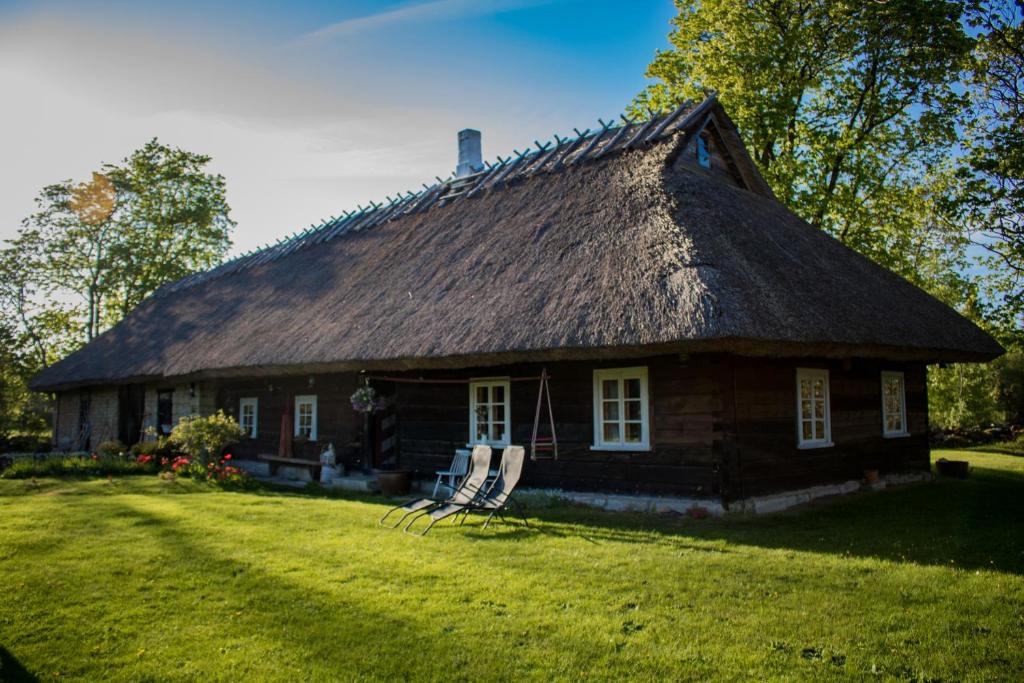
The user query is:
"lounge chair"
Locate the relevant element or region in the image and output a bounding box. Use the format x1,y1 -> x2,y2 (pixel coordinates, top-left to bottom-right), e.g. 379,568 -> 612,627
379,444 -> 492,528
432,448 -> 471,498
406,445 -> 527,535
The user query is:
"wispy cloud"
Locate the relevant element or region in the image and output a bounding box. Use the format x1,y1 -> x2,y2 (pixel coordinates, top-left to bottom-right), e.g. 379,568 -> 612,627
292,0 -> 553,47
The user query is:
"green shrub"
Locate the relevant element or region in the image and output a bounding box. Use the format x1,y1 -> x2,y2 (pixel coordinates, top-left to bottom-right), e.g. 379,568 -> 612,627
0,453 -> 158,479
0,432 -> 51,454
130,437 -> 175,458
96,439 -> 128,457
168,411 -> 246,465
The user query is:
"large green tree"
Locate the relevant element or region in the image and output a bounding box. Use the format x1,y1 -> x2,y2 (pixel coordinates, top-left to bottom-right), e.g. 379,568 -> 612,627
634,0 -> 1023,428
1,139 -> 234,443
957,0 -> 1024,341
928,0 -> 1024,429
102,139 -> 234,320
9,140 -> 234,341
633,0 -> 972,279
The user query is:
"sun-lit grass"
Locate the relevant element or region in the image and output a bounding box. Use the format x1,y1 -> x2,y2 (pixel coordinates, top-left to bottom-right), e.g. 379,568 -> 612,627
1,449 -> 1022,681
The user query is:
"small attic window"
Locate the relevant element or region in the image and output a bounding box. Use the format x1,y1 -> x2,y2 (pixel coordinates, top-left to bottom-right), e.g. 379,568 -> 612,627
696,134 -> 711,169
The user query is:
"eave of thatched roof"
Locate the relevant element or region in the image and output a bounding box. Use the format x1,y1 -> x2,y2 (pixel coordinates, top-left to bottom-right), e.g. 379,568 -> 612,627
31,100 -> 1002,392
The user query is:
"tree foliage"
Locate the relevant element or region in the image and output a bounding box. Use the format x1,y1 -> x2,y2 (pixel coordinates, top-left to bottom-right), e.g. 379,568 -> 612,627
102,140 -> 234,319
0,139 -> 234,443
6,140 -> 234,342
957,0 -> 1024,341
636,0 -> 1023,428
633,0 -> 970,261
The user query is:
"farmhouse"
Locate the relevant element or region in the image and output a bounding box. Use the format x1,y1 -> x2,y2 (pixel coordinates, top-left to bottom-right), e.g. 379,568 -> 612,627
31,96 -> 1002,506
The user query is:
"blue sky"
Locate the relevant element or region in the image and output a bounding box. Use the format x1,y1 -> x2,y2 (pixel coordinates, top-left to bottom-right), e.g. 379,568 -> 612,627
0,1 -> 677,253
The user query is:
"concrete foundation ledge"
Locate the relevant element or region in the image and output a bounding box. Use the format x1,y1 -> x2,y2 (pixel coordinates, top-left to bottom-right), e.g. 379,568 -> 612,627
235,460 -> 271,477
518,488 -> 727,516
324,472 -> 379,492
520,470 -> 932,517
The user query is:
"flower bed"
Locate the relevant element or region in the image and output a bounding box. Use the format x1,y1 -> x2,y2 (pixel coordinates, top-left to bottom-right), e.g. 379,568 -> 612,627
0,450 -> 251,487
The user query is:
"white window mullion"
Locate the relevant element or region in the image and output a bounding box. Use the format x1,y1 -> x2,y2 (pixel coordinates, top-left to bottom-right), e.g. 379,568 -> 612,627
294,395 -> 317,441
239,397 -> 258,438
469,379 -> 510,447
593,367 -> 649,451
882,371 -> 908,437
796,368 -> 831,449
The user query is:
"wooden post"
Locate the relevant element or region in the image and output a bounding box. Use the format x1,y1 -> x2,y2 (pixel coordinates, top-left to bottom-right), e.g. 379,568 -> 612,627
362,412 -> 374,474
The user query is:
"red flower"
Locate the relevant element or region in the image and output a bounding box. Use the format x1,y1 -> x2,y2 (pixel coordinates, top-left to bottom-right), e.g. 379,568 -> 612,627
222,454 -> 232,461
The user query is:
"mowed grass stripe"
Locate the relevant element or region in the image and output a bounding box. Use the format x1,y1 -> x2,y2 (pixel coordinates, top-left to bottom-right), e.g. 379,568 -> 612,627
0,450 -> 1021,681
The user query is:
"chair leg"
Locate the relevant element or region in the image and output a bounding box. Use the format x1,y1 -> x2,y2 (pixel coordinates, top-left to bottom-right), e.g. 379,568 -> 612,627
418,517 -> 440,536
482,510 -> 498,529
394,507 -> 424,529
379,506 -> 399,526
519,508 -> 530,528
512,500 -> 530,528
403,509 -> 431,533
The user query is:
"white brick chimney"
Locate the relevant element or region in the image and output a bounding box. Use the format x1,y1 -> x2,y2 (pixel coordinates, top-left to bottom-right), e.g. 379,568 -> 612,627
456,129 -> 482,178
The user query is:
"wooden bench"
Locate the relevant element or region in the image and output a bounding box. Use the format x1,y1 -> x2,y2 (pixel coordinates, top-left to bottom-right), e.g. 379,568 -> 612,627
258,454 -> 322,481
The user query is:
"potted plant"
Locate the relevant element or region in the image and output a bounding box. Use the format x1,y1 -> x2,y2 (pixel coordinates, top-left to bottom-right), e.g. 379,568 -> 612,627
375,467 -> 413,496
350,386 -> 386,414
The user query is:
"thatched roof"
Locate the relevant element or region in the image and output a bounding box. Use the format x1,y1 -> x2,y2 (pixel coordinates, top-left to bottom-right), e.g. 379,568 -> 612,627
32,99 -> 1002,391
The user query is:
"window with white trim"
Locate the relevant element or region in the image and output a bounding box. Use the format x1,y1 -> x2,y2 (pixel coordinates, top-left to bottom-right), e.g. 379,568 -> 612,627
469,379 -> 510,446
593,367 -> 650,450
881,371 -> 908,437
796,368 -> 832,448
239,397 -> 258,438
294,395 -> 317,441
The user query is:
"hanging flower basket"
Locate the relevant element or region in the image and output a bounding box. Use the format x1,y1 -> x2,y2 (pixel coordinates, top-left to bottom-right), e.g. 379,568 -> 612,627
351,386 -> 386,413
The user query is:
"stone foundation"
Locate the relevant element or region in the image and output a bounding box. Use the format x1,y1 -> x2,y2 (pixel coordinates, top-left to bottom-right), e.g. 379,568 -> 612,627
522,471 -> 932,517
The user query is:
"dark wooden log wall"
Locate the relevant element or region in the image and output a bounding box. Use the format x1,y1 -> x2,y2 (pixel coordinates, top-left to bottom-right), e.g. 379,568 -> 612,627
212,374 -> 362,464
390,355 -> 725,497
721,356 -> 929,501
203,352 -> 930,501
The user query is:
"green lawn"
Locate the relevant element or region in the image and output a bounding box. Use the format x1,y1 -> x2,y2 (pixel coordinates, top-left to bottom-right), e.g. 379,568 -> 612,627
1,450 -> 1022,681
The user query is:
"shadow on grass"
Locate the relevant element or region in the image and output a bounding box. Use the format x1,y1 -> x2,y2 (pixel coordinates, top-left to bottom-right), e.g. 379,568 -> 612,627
10,460 -> 1022,576
89,496 -> 631,680
239,464 -> 1024,576
0,646 -> 39,682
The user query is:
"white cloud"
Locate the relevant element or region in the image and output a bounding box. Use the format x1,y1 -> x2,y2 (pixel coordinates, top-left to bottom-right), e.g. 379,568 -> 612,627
293,0 -> 554,47
0,5 -> 634,257
0,13 -> 462,254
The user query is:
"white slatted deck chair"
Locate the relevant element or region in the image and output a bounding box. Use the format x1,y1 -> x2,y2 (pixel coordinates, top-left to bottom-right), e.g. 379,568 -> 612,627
406,445 -> 528,535
432,448 -> 471,498
379,445 -> 491,528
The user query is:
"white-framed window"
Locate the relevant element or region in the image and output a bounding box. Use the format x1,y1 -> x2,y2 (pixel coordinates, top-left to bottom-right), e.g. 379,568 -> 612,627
592,367 -> 650,450
796,368 -> 832,448
881,371 -> 908,437
294,395 -> 317,441
469,379 -> 510,447
239,397 -> 258,438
